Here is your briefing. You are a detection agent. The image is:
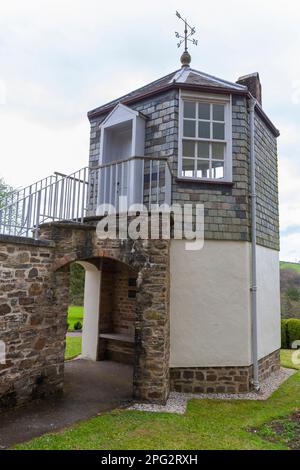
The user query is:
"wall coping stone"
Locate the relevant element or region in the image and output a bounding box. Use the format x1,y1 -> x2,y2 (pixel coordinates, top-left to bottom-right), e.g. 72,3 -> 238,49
0,234 -> 55,247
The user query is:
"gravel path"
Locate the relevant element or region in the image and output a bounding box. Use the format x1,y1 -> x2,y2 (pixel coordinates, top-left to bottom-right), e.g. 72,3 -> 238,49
128,367 -> 296,414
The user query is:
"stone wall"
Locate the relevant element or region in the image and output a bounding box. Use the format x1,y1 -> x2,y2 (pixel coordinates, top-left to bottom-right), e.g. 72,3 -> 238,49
0,236 -> 67,409
0,221 -> 171,408
170,349 -> 280,394
112,263 -> 137,337
98,261 -> 137,364
99,338 -> 134,365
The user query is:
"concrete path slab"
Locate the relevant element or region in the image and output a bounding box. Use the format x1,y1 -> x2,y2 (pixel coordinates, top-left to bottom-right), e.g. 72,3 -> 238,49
0,360 -> 133,449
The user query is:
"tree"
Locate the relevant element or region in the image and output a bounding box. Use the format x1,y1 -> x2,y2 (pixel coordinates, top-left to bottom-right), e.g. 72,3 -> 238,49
286,287 -> 300,302
69,263 -> 85,306
0,178 -> 12,208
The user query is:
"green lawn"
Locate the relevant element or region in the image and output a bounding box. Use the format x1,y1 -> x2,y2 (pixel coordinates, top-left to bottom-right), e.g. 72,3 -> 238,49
14,352 -> 300,450
281,349 -> 300,370
280,261 -> 300,274
67,305 -> 84,331
65,336 -> 82,360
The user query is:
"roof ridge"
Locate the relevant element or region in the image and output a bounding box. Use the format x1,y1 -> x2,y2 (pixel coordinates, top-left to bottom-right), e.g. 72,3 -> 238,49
188,68 -> 247,90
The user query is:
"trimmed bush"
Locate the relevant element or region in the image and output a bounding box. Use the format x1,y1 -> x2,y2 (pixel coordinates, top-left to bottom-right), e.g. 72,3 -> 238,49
74,321 -> 82,331
286,318 -> 300,348
281,319 -> 289,349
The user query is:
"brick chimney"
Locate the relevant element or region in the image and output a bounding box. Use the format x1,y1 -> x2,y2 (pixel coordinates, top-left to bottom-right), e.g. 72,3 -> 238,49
236,73 -> 262,105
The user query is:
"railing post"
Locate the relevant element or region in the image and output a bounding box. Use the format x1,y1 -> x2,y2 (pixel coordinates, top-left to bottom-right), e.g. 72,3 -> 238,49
81,167 -> 87,223
34,190 -> 41,240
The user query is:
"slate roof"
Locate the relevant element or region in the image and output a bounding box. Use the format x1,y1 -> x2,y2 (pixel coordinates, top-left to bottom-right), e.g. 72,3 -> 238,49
88,68 -> 247,118
87,67 -> 279,137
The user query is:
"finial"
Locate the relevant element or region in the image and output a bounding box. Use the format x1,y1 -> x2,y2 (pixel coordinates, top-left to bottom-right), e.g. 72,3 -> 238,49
175,11 -> 198,68
180,51 -> 191,67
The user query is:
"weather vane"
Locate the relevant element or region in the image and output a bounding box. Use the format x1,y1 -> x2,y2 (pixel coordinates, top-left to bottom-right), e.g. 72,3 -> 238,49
175,11 -> 198,67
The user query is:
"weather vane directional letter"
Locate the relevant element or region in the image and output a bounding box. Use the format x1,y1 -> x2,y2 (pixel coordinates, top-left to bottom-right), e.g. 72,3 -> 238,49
175,11 -> 198,53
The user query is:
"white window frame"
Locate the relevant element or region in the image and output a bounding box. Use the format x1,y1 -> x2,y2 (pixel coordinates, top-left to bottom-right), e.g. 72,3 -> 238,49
178,90 -> 232,182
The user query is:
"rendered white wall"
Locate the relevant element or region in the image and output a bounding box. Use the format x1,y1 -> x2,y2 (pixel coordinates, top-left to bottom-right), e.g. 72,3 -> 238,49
170,240 -> 252,367
170,240 -> 281,368
255,245 -> 281,359
79,262 -> 101,361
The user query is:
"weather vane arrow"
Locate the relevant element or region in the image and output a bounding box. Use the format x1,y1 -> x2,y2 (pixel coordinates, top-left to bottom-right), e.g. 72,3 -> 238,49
175,11 -> 198,67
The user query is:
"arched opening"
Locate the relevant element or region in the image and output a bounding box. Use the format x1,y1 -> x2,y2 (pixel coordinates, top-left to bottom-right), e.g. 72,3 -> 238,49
60,256 -> 138,404
51,230 -> 170,405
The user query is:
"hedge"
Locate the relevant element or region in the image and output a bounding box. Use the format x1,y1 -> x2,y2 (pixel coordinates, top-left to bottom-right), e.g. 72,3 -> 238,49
281,318 -> 300,348
281,319 -> 289,349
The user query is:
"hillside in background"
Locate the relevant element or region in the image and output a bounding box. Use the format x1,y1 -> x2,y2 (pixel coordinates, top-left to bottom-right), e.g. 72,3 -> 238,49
280,261 -> 300,319
280,261 -> 300,274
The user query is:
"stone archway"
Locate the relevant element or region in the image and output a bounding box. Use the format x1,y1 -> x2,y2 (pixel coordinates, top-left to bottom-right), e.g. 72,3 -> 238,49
42,221 -> 171,404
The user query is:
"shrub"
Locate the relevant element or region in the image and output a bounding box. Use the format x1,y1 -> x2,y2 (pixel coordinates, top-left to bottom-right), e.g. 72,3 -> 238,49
286,287 -> 300,302
281,319 -> 289,349
74,321 -> 82,331
286,318 -> 300,348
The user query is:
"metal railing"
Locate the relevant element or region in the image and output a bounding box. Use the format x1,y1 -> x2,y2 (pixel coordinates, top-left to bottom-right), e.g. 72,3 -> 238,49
0,156 -> 172,239
90,156 -> 172,212
0,168 -> 90,239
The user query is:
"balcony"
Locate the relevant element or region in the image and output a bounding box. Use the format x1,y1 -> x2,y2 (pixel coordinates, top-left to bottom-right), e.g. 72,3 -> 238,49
89,155 -> 172,214
0,156 -> 172,239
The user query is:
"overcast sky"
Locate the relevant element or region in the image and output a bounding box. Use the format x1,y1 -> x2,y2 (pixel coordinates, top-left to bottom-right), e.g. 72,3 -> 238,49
0,0 -> 299,260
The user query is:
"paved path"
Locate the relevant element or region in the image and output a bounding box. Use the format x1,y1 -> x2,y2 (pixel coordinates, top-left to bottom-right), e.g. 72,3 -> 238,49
67,331 -> 82,337
0,360 -> 133,449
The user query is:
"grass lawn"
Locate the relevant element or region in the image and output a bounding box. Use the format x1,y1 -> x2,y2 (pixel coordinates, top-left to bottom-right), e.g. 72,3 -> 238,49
65,336 -> 82,360
281,349 -> 300,370
280,261 -> 300,274
14,351 -> 300,450
67,306 -> 84,331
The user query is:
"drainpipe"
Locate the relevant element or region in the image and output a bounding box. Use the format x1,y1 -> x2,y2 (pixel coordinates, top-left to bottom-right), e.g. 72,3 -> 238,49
249,97 -> 260,392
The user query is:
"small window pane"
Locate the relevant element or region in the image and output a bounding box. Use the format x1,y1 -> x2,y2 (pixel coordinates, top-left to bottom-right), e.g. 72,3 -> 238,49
183,140 -> 195,157
182,159 -> 195,170
184,101 -> 196,119
197,160 -> 210,178
182,158 -> 195,177
213,122 -> 225,140
212,161 -> 224,179
198,103 -> 210,120
128,277 -> 137,287
184,119 -> 196,137
198,121 -> 210,139
128,290 -> 136,299
197,142 -> 210,159
213,104 -> 225,121
212,143 -> 225,160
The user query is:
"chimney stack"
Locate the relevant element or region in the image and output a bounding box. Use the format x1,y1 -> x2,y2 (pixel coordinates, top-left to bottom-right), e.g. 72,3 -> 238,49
236,73 -> 262,105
